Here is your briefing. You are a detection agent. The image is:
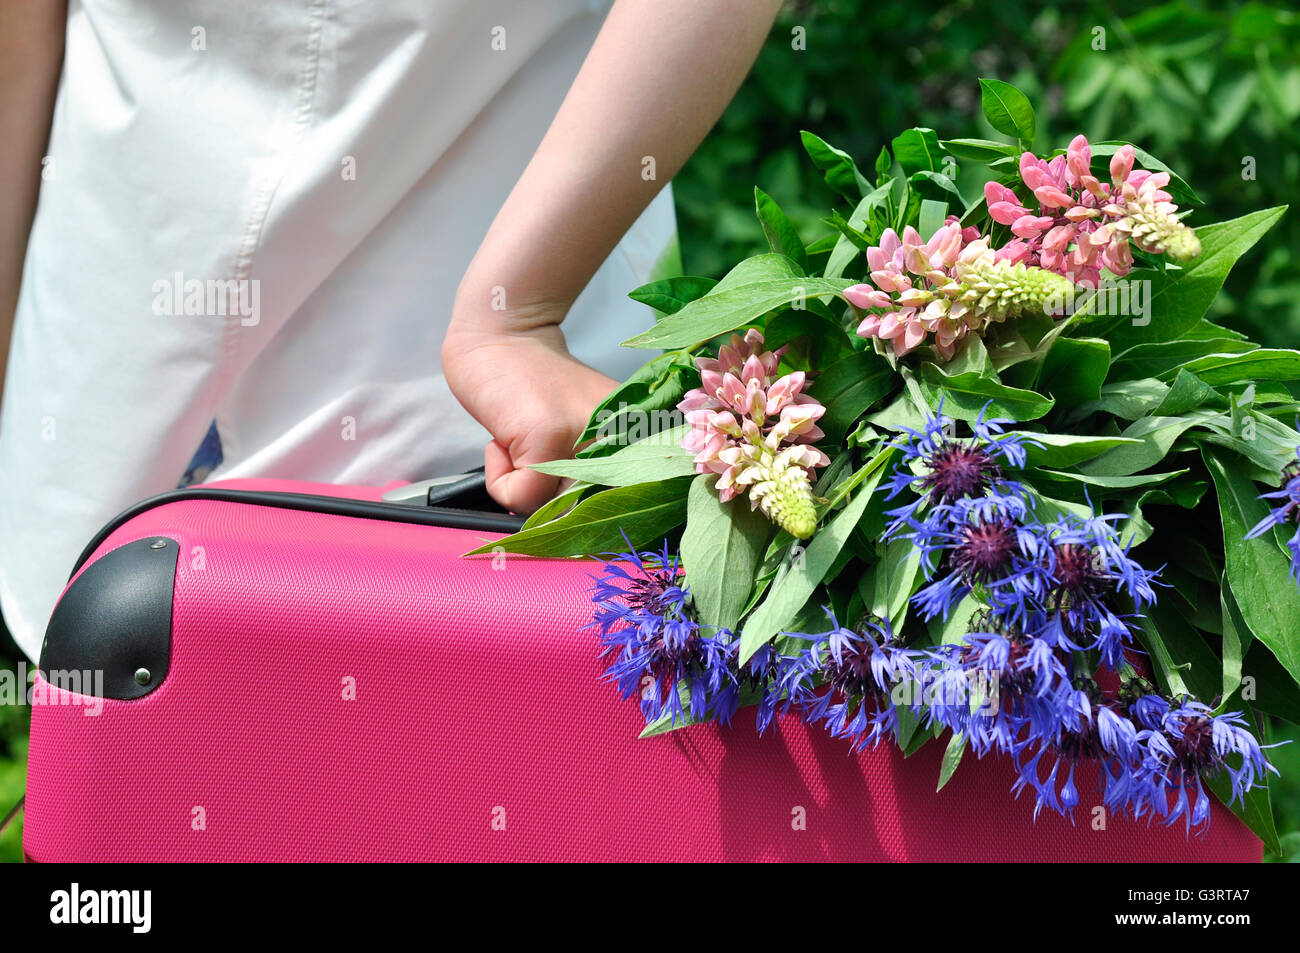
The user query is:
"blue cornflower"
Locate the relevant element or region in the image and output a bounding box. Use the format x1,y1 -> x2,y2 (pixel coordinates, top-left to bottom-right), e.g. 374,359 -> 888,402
783,611 -> 924,750
881,404 -> 1033,533
925,625 -> 1072,758
1031,512 -> 1161,669
1011,694 -> 1152,823
709,639 -> 800,734
1136,699 -> 1279,833
588,542 -> 732,725
1245,448 -> 1300,584
904,488 -> 1043,623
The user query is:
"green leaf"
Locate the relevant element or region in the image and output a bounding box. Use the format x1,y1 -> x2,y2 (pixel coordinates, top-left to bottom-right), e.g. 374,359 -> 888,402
1170,349 -> 1300,386
864,537 -> 923,632
1037,337 -> 1110,408
739,448 -> 894,664
1075,378 -> 1170,421
809,351 -> 896,444
680,474 -> 772,633
1035,467 -> 1188,490
754,187 -> 808,272
1079,412 -> 1219,477
978,78 -> 1036,144
713,252 -> 804,290
826,209 -> 876,252
917,363 -> 1054,422
800,130 -> 870,201
1018,433 -> 1143,469
1243,641 -> 1300,727
627,276 -> 718,315
1143,600 -> 1227,702
908,170 -> 963,206
1152,369 -> 1225,417
1108,338 -> 1256,382
936,733 -> 966,792
1203,745 -> 1281,858
532,428 -> 696,486
1136,614 -> 1189,698
1079,207 -> 1287,351
1198,409 -> 1300,473
825,183 -> 892,280
945,334 -> 993,377
940,138 -> 1018,162
521,482 -> 589,529
466,478 -> 690,557
926,593 -> 982,648
917,199 -> 948,241
1024,487 -> 1095,524
891,127 -> 945,174
623,276 -> 854,350
1202,447 -> 1300,685
576,350 -> 691,451
763,308 -> 856,370
1221,581 -> 1247,700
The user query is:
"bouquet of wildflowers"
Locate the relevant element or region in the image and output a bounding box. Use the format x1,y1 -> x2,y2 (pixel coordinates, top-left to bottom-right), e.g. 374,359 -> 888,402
476,80 -> 1298,848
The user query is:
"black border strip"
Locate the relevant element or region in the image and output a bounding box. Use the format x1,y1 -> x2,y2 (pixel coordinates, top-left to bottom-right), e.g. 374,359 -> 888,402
70,488 -> 526,578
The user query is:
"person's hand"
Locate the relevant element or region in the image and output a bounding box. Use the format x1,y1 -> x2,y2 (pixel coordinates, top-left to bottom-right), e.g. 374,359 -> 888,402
442,319 -> 615,514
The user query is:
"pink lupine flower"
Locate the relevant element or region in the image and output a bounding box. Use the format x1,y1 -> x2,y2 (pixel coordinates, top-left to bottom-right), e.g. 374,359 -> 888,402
844,219 -> 1077,361
985,135 -> 1199,285
678,329 -> 830,537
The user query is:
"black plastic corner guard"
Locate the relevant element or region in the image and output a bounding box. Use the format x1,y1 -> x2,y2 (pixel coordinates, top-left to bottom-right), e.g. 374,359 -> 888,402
41,536 -> 179,700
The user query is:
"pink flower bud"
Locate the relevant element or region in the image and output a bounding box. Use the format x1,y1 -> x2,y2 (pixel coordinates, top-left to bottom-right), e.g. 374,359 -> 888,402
1066,134 -> 1092,185
1011,214 -> 1054,239
844,283 -> 891,310
1033,185 -> 1075,209
989,201 -> 1030,226
1109,145 -> 1135,184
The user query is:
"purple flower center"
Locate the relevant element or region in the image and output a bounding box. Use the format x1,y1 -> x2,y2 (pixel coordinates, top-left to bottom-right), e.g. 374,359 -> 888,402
921,443 -> 1002,504
1171,715 -> 1216,770
822,642 -> 876,700
623,572 -> 680,616
1051,543 -> 1109,604
950,519 -> 1019,583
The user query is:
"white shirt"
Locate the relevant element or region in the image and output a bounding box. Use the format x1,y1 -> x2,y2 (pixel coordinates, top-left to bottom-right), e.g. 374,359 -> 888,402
0,0 -> 676,660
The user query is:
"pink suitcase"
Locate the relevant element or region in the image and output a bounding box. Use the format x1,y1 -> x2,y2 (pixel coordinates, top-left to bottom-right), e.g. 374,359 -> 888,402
23,476 -> 1262,862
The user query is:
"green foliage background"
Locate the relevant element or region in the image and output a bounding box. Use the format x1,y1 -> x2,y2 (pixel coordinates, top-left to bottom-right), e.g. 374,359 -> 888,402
2,0 -> 1298,862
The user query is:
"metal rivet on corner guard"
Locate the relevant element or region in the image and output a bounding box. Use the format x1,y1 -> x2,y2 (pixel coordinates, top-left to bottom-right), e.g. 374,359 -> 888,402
134,668 -> 152,686
149,539 -> 167,550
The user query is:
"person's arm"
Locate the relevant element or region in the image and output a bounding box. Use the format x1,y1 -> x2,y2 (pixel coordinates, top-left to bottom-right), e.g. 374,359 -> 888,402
443,0 -> 782,512
0,2 -> 67,402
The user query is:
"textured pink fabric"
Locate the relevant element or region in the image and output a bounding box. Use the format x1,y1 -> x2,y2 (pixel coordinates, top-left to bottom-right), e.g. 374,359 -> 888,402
25,482 -> 1262,862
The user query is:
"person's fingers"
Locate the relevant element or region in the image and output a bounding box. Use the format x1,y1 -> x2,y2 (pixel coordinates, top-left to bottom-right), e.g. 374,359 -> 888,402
483,437 -> 563,514
500,467 -> 563,514
483,439 -> 515,508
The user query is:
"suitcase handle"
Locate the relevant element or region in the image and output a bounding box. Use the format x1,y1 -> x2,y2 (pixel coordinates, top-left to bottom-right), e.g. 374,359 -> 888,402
380,467 -> 502,510
70,480 -> 527,579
